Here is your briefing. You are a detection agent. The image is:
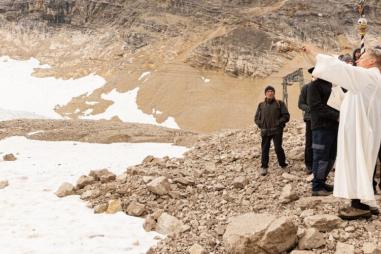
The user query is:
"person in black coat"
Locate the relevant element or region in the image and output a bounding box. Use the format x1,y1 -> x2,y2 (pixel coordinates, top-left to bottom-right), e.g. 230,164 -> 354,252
255,85 -> 290,176
298,81 -> 313,174
307,77 -> 339,196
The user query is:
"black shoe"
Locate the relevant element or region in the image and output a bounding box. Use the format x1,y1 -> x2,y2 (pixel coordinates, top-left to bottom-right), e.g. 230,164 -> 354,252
280,163 -> 288,169
312,189 -> 332,196
305,167 -> 313,175
324,184 -> 334,192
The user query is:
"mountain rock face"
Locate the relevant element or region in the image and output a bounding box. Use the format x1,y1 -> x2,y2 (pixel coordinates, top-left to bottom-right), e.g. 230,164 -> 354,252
0,0 -> 380,78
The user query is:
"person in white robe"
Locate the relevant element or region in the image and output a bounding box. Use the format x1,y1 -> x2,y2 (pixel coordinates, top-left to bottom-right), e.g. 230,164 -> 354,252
312,46 -> 381,219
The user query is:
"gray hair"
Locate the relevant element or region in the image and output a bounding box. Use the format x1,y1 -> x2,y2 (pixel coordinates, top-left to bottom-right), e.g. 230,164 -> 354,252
368,46 -> 381,67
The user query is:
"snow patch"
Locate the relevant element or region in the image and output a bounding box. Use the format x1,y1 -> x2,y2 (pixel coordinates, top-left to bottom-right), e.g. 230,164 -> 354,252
0,136 -> 187,254
201,77 -> 210,83
0,56 -> 105,120
27,130 -> 44,136
84,88 -> 179,129
138,72 -> 151,81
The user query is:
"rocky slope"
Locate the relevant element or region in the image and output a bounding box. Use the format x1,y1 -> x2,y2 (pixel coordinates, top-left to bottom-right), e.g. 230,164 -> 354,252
56,120 -> 381,254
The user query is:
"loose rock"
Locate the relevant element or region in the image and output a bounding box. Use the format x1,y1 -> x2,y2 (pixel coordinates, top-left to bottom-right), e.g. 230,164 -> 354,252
147,176 -> 171,195
3,153 -> 16,161
55,182 -> 75,198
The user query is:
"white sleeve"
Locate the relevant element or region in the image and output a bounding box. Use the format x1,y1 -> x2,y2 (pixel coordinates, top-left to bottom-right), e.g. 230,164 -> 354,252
312,54 -> 379,94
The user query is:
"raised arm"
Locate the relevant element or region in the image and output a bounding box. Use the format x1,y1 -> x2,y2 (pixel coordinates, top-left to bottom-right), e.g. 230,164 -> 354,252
312,54 -> 379,93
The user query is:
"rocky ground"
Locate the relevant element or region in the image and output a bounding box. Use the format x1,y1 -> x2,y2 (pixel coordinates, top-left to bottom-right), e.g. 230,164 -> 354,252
53,120 -> 381,254
0,119 -> 197,146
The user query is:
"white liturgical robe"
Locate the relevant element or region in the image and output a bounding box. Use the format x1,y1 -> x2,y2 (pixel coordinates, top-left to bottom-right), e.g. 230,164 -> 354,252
313,54 -> 381,201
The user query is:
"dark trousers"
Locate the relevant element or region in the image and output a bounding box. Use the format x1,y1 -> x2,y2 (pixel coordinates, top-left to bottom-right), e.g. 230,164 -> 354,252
372,146 -> 381,191
261,131 -> 287,168
305,120 -> 313,170
311,128 -> 337,191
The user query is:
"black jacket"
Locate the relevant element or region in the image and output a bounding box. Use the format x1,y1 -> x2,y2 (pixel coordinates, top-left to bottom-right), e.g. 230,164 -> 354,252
298,84 -> 311,121
307,78 -> 339,130
254,98 -> 290,136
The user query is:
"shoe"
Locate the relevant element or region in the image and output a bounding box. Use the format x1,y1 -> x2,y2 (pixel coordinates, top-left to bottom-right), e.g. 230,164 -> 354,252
260,167 -> 268,176
339,207 -> 372,220
305,167 -> 313,175
324,184 -> 334,192
280,163 -> 288,169
370,206 -> 380,215
312,189 -> 332,196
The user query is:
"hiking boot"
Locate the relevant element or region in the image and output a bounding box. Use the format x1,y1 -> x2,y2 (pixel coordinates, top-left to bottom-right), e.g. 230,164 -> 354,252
260,167 -> 268,176
312,189 -> 332,196
324,184 -> 334,192
339,207 -> 372,220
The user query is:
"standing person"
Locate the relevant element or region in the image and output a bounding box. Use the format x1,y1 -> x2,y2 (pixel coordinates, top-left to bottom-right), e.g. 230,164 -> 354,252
298,73 -> 313,174
311,46 -> 381,219
307,75 -> 339,196
254,85 -> 290,176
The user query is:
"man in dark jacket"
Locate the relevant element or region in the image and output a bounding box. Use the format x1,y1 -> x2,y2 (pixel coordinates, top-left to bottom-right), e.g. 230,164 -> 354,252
298,82 -> 312,174
255,85 -> 290,176
307,78 -> 339,196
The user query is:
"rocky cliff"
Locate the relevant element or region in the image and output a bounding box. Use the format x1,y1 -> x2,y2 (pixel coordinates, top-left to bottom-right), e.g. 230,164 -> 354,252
0,1 -> 380,133
1,0 -> 380,78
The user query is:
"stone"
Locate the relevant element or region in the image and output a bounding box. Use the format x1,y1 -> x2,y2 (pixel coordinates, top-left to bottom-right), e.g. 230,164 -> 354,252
282,173 -> 299,181
295,197 -> 322,209
76,175 -> 96,189
335,242 -> 355,254
304,214 -> 342,232
94,203 -> 108,213
55,182 -> 75,198
290,251 -> 315,254
223,213 -> 297,254
259,216 -> 298,253
3,153 -> 16,161
126,201 -> 146,216
143,155 -> 155,163
147,176 -> 171,195
144,214 -> 157,232
189,243 -> 207,254
142,176 -> 155,183
345,226 -> 355,233
363,243 -> 381,254
298,228 -> 325,250
173,177 -> 195,186
0,180 -> 9,189
300,209 -> 314,218
280,184 -> 299,204
214,183 -> 225,191
155,212 -> 186,234
81,189 -> 101,199
106,199 -> 122,214
89,169 -> 116,183
232,176 -> 248,189
288,147 -> 304,160
116,173 -> 128,183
